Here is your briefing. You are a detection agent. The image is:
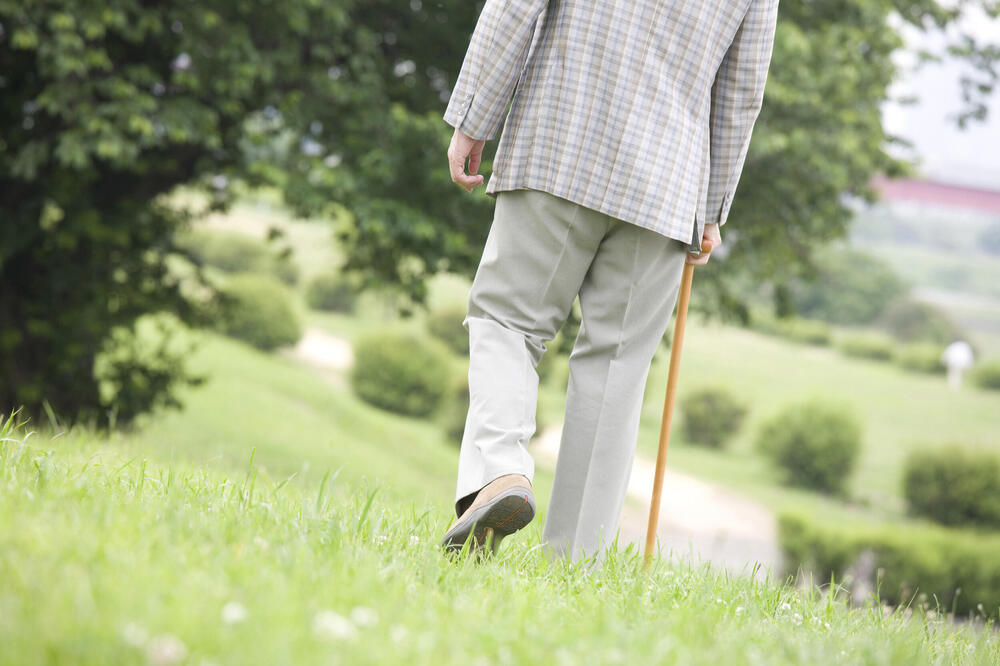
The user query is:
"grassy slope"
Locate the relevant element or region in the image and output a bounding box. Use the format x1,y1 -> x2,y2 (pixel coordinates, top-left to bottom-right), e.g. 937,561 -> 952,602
636,320 -> 1000,522
2,418 -> 997,665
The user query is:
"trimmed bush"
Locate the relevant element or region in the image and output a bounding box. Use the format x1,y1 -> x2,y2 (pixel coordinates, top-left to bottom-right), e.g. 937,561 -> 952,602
680,386 -> 748,449
439,372 -> 470,446
834,332 -> 894,361
351,332 -> 452,417
776,318 -> 832,345
903,447 -> 1000,528
426,307 -> 469,356
306,272 -> 357,313
970,359 -> 1000,391
755,400 -> 861,494
218,274 -> 301,351
779,513 -> 1000,616
878,299 -> 962,345
178,229 -> 299,285
750,313 -> 831,346
892,342 -> 945,374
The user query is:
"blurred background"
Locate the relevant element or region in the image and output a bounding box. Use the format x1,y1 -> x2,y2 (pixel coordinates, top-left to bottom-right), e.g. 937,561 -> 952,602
2,0 -> 999,617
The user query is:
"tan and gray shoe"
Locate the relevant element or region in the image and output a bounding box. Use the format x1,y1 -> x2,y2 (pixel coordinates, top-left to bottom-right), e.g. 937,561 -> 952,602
441,474 -> 535,555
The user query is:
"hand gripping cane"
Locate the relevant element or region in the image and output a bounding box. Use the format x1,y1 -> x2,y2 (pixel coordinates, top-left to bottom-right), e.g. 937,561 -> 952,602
643,239 -> 712,568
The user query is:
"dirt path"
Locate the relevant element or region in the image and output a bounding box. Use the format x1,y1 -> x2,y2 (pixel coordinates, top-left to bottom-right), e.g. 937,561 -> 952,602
533,425 -> 781,577
293,326 -> 781,576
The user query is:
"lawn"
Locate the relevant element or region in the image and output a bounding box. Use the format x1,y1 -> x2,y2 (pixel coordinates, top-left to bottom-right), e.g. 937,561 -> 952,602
2,412 -> 997,665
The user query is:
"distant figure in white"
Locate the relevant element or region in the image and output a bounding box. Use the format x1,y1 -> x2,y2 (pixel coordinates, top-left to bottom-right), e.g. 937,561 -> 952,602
941,341 -> 974,390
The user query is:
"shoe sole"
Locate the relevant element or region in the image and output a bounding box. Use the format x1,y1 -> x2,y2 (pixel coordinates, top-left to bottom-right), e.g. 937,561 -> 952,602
441,488 -> 535,555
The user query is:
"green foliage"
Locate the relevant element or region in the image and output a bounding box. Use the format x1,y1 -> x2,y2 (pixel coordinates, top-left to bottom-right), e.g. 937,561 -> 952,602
903,447 -> 1000,528
350,332 -> 452,417
756,400 -> 862,494
93,315 -> 202,427
426,307 -> 469,356
834,331 -> 896,361
680,387 -> 748,449
305,272 -> 357,313
177,230 -> 299,285
878,299 -> 962,345
788,246 -> 907,325
218,275 -> 301,351
750,314 -> 831,346
779,513 -> 1000,617
970,359 -> 1000,390
439,372 -> 470,446
892,342 -> 945,375
0,0 -> 362,423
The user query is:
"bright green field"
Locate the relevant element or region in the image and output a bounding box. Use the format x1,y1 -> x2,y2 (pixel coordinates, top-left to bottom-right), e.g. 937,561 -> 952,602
636,319 -> 1000,522
2,345 -> 998,664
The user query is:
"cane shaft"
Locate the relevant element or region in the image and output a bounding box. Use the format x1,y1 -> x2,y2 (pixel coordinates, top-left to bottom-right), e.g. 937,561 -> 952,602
643,260 -> 697,567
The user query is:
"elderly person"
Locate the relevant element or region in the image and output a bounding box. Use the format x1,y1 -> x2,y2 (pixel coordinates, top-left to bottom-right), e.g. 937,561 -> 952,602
441,0 -> 779,560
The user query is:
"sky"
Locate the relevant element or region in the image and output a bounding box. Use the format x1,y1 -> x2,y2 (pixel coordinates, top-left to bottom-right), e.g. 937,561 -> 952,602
881,6 -> 1000,189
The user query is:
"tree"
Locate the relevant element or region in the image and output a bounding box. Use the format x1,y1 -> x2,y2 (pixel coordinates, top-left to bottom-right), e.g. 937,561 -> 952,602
0,0 -> 379,424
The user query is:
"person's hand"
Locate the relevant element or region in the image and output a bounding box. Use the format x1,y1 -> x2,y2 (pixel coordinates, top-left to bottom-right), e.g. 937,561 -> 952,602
447,128 -> 487,192
686,222 -> 722,265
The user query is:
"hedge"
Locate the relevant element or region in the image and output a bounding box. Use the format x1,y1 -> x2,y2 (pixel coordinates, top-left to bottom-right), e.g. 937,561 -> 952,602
779,513 -> 1000,617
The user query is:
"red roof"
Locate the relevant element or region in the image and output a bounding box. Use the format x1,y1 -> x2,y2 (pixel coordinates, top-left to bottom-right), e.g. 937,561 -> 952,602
871,176 -> 1000,215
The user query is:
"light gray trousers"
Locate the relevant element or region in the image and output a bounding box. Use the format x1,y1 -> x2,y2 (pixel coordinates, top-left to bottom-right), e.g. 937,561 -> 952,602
456,188 -> 691,560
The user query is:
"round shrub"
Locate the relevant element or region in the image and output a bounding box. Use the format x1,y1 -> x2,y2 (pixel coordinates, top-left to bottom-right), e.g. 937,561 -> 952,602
903,447 -> 1000,528
351,332 -> 452,417
755,400 -> 862,494
970,359 -> 1000,391
680,386 -> 748,449
775,318 -> 832,346
219,274 -> 302,351
178,229 -> 298,285
892,342 -> 945,374
439,372 -> 470,446
426,307 -> 469,356
306,272 -> 357,313
835,332 -> 895,361
878,299 -> 962,345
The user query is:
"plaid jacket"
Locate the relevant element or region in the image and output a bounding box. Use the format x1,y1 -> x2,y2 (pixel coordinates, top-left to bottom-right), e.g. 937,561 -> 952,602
443,0 -> 779,249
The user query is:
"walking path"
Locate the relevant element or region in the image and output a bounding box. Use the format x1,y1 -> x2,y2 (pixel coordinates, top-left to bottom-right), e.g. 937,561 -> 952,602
533,425 -> 781,577
293,326 -> 781,577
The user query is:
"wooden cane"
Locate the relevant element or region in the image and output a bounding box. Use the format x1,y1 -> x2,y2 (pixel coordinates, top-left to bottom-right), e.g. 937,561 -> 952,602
643,240 -> 711,568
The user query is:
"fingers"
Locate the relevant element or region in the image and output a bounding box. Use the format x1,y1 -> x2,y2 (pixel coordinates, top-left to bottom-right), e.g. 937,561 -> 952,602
448,129 -> 487,192
468,142 -> 483,176
685,224 -> 722,265
448,149 -> 484,192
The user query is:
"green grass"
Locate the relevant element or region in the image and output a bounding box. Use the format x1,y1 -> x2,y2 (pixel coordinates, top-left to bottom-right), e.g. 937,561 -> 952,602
2,415 -> 998,665
633,319 -> 1000,523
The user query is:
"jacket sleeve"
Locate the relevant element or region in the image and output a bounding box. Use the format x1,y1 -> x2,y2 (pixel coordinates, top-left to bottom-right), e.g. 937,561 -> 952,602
443,0 -> 549,141
706,0 -> 779,227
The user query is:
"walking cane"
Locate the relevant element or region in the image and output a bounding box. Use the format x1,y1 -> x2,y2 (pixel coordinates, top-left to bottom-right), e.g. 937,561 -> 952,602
643,239 -> 712,568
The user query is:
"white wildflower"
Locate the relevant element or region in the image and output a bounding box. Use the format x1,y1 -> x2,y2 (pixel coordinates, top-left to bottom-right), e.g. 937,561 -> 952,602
735,606 -> 745,615
374,535 -> 388,546
791,613 -> 803,626
390,624 -> 409,644
146,633 -> 188,665
409,535 -> 420,545
779,602 -> 791,612
350,606 -> 378,627
122,622 -> 148,647
221,601 -> 248,625
313,610 -> 357,640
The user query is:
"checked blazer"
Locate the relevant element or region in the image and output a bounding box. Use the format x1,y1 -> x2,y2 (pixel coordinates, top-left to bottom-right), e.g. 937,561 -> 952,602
443,0 -> 779,249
